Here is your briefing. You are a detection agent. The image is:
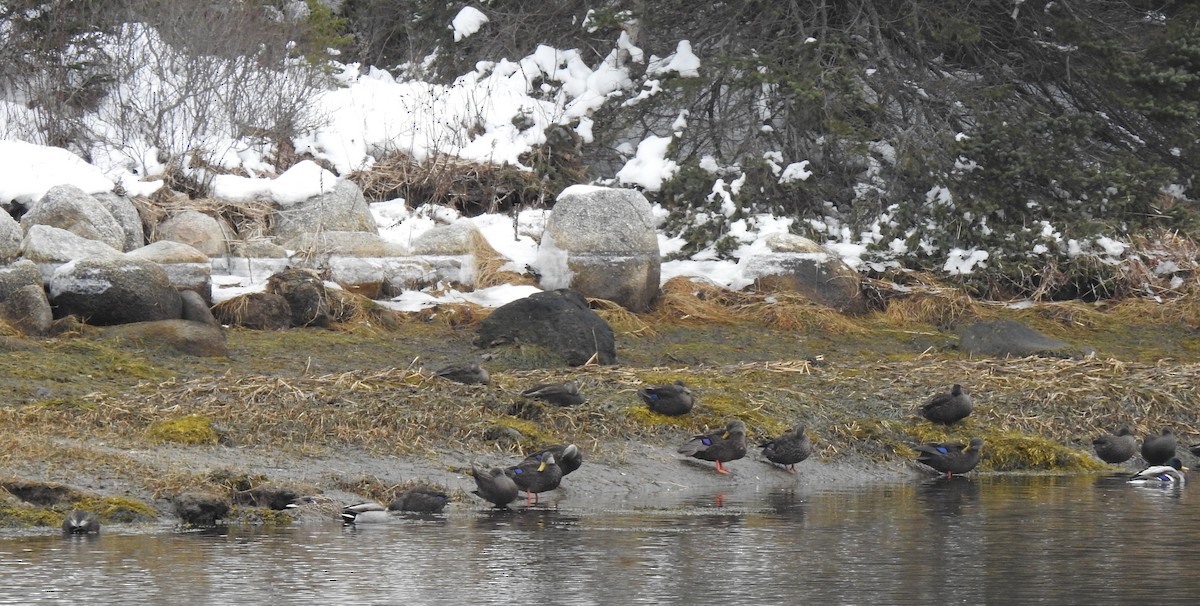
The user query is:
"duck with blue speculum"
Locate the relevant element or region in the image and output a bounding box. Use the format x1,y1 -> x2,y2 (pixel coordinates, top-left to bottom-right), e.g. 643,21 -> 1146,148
913,438 -> 984,478
1141,428 -> 1177,466
679,420 -> 748,474
761,424 -> 813,474
1129,457 -> 1187,485
61,509 -> 100,534
521,444 -> 582,477
1092,427 -> 1137,464
471,466 -> 519,508
639,380 -> 694,416
918,384 -> 972,425
505,453 -> 564,505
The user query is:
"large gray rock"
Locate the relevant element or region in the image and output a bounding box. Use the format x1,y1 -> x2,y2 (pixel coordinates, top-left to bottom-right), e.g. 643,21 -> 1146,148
103,319 -> 227,357
19,184 -> 126,251
475,289 -> 616,366
282,231 -> 408,257
960,319 -> 1092,358
127,240 -> 212,302
21,224 -> 124,264
93,191 -> 146,251
0,212 -> 22,262
156,210 -> 232,256
741,233 -> 864,312
266,268 -> 332,328
49,257 -> 183,325
536,186 -> 660,312
270,179 -> 377,242
212,292 -> 292,330
0,260 -> 52,335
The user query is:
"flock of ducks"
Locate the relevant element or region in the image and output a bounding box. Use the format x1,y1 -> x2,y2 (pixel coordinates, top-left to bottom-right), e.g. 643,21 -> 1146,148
57,376 -> 1194,532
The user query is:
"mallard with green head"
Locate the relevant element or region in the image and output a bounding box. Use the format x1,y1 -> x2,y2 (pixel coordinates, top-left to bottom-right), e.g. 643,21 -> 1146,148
639,380 -> 694,416
1129,457 -> 1187,485
679,420 -> 747,474
1092,427 -> 1137,464
340,501 -> 391,525
914,438 -> 984,478
761,424 -> 813,473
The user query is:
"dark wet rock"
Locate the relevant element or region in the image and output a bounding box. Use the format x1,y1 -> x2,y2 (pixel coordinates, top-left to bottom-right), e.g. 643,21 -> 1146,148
49,257 -> 182,325
536,187 -> 660,312
266,268 -> 331,327
213,292 -> 293,330
102,320 -> 228,357
475,289 -> 616,366
179,290 -> 220,327
173,491 -> 231,526
0,479 -> 85,506
232,484 -> 302,510
959,319 -> 1089,358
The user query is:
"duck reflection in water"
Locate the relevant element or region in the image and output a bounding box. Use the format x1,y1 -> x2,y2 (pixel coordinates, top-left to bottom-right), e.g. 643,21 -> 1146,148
917,476 -> 980,517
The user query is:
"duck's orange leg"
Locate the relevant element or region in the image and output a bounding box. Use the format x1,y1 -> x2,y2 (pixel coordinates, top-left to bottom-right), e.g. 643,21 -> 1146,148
715,460 -> 729,474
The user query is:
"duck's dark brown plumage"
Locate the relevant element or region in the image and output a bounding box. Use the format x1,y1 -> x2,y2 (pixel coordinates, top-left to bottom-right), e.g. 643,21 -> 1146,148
520,381 -> 584,406
471,466 -> 519,508
914,438 -> 984,478
761,424 -> 813,473
1092,427 -> 1137,464
639,380 -> 694,416
1142,428 -> 1177,466
434,362 -> 490,385
388,485 -> 450,513
679,420 -> 747,474
521,444 -> 583,476
61,509 -> 100,534
505,453 -> 564,505
918,384 -> 972,425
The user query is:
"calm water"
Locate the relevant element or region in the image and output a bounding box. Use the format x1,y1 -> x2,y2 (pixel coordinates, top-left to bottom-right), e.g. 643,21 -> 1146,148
3,474 -> 1197,605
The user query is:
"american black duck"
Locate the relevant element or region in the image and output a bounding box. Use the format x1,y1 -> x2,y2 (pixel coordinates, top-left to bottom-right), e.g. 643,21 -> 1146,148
505,453 -> 564,505
918,384 -> 972,425
521,444 -> 583,476
471,466 -> 519,508
761,424 -> 813,473
520,380 -> 584,406
286,495 -> 344,523
340,501 -> 391,525
914,438 -> 984,478
389,486 -> 450,514
678,420 -> 748,474
1129,457 -> 1187,485
1141,428 -> 1177,466
1092,427 -> 1137,464
434,362 -> 490,385
61,509 -> 100,534
638,380 -> 694,416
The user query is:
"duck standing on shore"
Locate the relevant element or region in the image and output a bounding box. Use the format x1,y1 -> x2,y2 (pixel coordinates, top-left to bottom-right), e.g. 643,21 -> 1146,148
761,424 -> 813,473
914,438 -> 984,478
505,453 -> 564,505
638,380 -> 695,416
679,420 -> 748,474
1141,428 -> 1177,466
521,444 -> 583,476
1092,427 -> 1137,464
918,384 -> 973,425
471,466 -> 519,508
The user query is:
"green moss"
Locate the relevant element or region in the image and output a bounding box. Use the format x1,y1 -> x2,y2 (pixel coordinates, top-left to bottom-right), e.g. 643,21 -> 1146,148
72,495 -> 158,523
0,504 -> 62,527
147,415 -> 219,445
493,416 -> 556,447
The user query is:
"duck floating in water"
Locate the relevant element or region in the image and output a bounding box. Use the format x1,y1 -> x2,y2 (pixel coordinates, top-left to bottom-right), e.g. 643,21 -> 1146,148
434,362 -> 490,385
914,438 -> 984,478
521,444 -> 583,476
505,453 -> 564,505
1141,428 -> 1177,466
1092,427 -> 1137,464
1129,457 -> 1187,485
761,424 -> 813,473
471,466 -> 519,508
918,384 -> 972,425
638,380 -> 694,416
520,381 -> 584,406
341,501 -> 391,525
61,509 -> 100,534
389,486 -> 450,514
679,420 -> 748,474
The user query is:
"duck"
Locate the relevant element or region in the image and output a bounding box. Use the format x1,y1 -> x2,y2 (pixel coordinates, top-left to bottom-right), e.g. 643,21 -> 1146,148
471,466 -> 519,508
520,380 -> 584,406
1189,442 -> 1200,458
434,362 -> 490,385
388,485 -> 450,514
1092,427 -> 1137,464
678,420 -> 748,474
505,453 -> 564,505
521,444 -> 583,476
1129,457 -> 1187,485
1141,428 -> 1177,466
286,494 -> 344,522
761,424 -> 813,473
61,509 -> 100,534
914,438 -> 984,478
340,501 -> 392,525
918,384 -> 972,425
638,380 -> 695,416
